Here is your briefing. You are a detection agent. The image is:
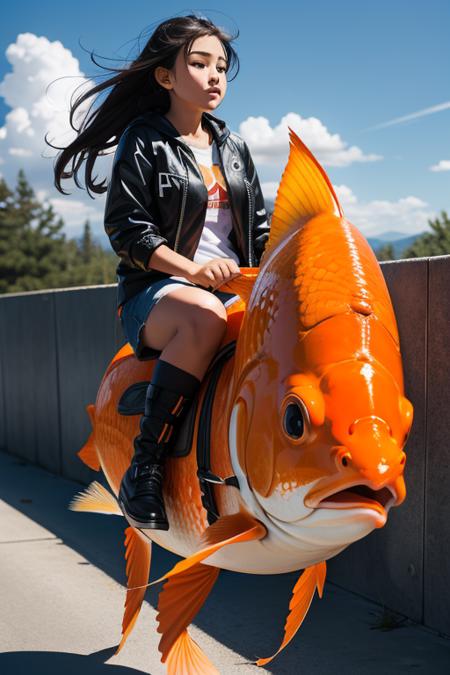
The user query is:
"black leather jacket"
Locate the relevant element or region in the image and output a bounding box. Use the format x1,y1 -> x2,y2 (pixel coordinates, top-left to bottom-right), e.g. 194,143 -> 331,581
104,110 -> 270,311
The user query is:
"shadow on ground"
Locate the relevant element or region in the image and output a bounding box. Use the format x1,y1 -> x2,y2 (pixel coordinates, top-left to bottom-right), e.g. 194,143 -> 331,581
1,451 -> 450,674
0,646 -> 150,675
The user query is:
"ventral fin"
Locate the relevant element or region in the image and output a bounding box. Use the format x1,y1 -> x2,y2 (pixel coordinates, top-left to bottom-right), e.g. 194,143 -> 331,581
115,527 -> 152,655
165,629 -> 220,675
264,127 -> 343,259
156,561 -> 220,662
255,560 -> 327,667
68,480 -> 122,515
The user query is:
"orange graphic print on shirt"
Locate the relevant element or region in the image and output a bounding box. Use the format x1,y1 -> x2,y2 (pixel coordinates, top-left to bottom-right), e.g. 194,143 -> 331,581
197,162 -> 230,210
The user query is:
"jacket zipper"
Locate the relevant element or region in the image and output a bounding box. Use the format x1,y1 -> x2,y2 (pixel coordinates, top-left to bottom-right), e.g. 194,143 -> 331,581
174,144 -> 207,254
217,145 -> 252,266
174,172 -> 188,253
244,178 -> 254,267
174,143 -> 212,251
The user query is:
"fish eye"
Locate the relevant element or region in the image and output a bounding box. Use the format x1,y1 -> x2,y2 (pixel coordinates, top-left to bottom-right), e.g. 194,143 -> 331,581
281,395 -> 309,442
284,403 -> 304,438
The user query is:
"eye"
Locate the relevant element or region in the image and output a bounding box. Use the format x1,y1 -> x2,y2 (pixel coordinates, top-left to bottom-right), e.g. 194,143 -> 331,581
191,62 -> 227,73
281,394 -> 310,442
283,403 -> 304,439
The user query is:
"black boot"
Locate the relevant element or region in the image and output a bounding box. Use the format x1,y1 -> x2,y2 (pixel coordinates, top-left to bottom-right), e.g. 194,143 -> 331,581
119,359 -> 201,530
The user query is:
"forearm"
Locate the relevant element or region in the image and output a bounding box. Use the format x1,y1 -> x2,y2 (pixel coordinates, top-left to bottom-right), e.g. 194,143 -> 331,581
147,244 -> 199,278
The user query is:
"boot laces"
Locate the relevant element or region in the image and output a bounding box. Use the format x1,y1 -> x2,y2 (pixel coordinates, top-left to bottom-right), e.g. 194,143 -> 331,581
132,460 -> 164,498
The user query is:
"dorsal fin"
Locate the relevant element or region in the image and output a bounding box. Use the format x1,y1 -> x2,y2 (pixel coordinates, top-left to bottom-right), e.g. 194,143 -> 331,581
263,127 -> 344,259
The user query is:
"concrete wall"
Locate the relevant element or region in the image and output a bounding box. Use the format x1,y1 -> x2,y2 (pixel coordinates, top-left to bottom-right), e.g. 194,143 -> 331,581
0,284 -> 124,484
0,258 -> 449,638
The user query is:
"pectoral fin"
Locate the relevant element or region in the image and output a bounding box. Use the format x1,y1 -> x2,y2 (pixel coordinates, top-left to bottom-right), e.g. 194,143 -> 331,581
255,560 -> 327,666
115,526 -> 152,655
218,267 -> 259,305
147,509 -> 267,587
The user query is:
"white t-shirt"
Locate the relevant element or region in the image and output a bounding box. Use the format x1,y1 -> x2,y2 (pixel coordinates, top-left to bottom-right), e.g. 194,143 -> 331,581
186,139 -> 241,266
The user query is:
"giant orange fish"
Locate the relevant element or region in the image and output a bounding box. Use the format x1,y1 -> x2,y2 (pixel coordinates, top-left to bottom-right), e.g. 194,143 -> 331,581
69,127 -> 414,674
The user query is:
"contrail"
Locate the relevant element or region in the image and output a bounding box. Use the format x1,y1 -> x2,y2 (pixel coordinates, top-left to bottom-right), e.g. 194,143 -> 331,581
361,101 -> 450,132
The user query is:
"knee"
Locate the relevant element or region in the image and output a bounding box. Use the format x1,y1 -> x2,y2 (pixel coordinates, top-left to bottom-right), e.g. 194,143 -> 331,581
189,296 -> 228,342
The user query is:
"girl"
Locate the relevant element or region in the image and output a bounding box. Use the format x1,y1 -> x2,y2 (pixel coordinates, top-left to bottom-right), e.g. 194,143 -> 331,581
51,14 -> 270,531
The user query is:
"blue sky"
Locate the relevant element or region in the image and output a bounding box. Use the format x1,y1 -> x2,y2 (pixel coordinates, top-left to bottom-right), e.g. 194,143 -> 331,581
1,0 -> 449,240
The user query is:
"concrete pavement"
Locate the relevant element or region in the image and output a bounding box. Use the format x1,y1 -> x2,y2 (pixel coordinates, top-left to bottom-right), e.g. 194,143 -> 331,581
0,449 -> 449,674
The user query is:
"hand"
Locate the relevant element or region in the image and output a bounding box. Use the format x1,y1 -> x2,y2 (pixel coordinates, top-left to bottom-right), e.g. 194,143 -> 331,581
185,258 -> 242,291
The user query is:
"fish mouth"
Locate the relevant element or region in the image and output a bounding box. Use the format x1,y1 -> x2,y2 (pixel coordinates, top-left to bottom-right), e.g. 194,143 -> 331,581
306,482 -> 397,519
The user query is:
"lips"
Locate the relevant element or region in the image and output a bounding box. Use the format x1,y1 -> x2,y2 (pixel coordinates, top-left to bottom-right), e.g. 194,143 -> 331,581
207,88 -> 220,94
309,483 -> 397,518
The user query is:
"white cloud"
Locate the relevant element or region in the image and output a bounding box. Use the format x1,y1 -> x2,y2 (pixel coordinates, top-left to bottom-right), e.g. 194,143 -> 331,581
261,180 -> 435,237
430,160 -> 450,172
0,32 -> 108,240
258,181 -> 280,201
239,112 -> 382,167
332,185 -> 434,236
0,33 -> 436,246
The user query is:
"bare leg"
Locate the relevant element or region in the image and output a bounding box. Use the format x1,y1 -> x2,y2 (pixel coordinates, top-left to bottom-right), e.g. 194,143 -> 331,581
139,285 -> 228,380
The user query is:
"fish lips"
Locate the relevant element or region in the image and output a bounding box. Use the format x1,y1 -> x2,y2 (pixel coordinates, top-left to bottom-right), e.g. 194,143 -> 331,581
304,481 -> 398,519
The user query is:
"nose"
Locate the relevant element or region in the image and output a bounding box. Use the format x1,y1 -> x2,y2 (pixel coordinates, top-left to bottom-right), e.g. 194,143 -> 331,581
334,416 -> 406,489
209,67 -> 220,82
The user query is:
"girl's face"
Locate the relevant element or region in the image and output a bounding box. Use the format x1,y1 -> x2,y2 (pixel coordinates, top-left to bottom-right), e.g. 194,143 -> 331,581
157,34 -> 228,113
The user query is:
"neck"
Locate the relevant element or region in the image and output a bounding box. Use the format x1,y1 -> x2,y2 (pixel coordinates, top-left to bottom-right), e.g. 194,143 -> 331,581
164,107 -> 211,142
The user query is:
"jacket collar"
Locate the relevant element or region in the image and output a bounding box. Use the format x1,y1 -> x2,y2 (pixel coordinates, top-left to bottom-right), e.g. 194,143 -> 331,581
139,110 -> 230,147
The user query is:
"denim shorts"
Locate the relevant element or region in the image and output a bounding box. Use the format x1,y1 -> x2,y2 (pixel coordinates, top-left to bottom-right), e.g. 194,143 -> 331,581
119,275 -> 240,361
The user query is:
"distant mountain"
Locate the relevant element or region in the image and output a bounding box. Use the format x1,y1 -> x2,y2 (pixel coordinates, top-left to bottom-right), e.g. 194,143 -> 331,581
369,230 -> 413,242
265,202 -> 426,258
367,233 -> 427,257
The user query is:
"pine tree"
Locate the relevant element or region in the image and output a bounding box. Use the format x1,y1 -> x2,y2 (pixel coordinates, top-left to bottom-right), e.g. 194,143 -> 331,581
0,170 -> 117,294
80,220 -> 94,264
401,210 -> 450,258
375,243 -> 396,261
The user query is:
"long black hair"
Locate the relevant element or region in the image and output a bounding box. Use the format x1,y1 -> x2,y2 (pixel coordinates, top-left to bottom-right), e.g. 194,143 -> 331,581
47,13 -> 239,197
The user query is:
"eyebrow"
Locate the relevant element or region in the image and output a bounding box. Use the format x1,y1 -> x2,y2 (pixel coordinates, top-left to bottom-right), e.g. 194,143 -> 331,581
188,50 -> 228,64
